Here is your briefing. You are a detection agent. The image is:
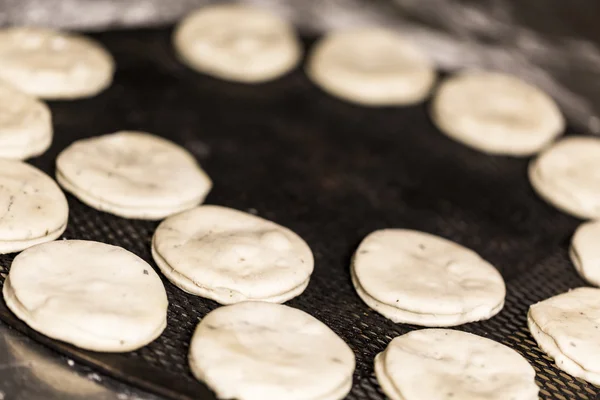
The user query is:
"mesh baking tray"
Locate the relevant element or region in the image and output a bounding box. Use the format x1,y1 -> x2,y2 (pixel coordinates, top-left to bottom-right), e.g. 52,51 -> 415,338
0,27 -> 597,400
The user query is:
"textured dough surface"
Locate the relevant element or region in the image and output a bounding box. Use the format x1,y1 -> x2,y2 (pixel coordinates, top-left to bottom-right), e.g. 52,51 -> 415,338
0,159 -> 68,254
174,4 -> 301,83
431,71 -> 564,156
352,229 -> 505,326
351,268 -> 504,327
3,240 -> 168,352
306,28 -> 435,106
375,329 -> 538,400
0,80 -> 52,160
152,205 -> 313,304
570,221 -> 600,286
529,136 -> 600,219
0,27 -> 114,99
56,131 -> 212,220
528,287 -> 600,384
189,302 -> 355,400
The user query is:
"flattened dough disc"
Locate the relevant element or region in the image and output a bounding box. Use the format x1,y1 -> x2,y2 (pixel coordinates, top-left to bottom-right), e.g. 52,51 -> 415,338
528,287 -> 600,385
307,28 -> 436,106
152,205 -> 313,304
174,4 -> 302,83
0,159 -> 68,254
352,229 -> 505,326
3,240 -> 168,352
56,131 -> 212,220
0,27 -> 114,99
570,221 -> 600,286
189,302 -> 355,400
0,80 -> 52,160
431,71 -> 564,156
375,329 -> 538,400
529,136 -> 600,219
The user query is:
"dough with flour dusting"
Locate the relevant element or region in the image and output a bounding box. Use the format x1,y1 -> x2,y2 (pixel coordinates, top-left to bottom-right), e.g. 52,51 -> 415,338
528,287 -> 600,385
431,71 -> 564,156
306,28 -> 436,106
375,329 -> 539,400
56,131 -> 212,220
152,205 -> 313,304
570,221 -> 600,286
3,240 -> 168,352
189,302 -> 355,400
174,4 -> 302,83
0,80 -> 52,160
0,159 -> 68,254
0,27 -> 114,99
352,229 -> 505,326
529,136 -> 600,219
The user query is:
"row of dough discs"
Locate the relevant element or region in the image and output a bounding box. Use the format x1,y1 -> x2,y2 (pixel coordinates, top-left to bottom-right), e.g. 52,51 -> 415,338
0,2 -> 598,400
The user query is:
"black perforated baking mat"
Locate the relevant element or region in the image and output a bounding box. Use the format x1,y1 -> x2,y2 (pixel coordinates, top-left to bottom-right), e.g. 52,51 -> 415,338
0,28 -> 597,400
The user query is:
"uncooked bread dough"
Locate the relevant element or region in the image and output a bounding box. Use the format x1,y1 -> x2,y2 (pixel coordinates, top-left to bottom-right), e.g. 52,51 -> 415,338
375,329 -> 538,400
306,28 -> 436,106
0,159 -> 68,254
189,302 -> 355,400
0,80 -> 52,160
431,71 -> 564,156
0,27 -> 114,99
3,240 -> 168,352
56,131 -> 212,220
528,288 -> 600,385
152,205 -> 313,304
529,136 -> 600,219
352,229 -> 505,327
174,4 -> 302,83
570,221 -> 600,286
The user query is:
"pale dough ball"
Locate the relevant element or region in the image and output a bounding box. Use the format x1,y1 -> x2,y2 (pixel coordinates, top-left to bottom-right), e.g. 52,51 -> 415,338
375,329 -> 538,400
3,240 -> 168,352
173,4 -> 302,83
152,205 -> 313,304
431,71 -> 564,156
0,27 -> 115,99
56,131 -> 212,220
306,28 -> 436,106
352,229 -> 505,327
529,136 -> 600,219
0,80 -> 52,160
0,159 -> 68,254
528,287 -> 600,385
189,302 -> 355,400
570,221 -> 600,286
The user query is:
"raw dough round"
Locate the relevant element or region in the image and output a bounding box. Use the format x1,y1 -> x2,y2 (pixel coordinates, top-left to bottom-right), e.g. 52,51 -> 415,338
56,131 -> 212,220
152,205 -> 313,304
352,229 -> 505,327
529,136 -> 600,219
306,28 -> 436,106
375,329 -> 538,400
173,4 -> 302,83
528,287 -> 600,385
570,221 -> 600,286
3,240 -> 168,352
0,80 -> 52,160
189,302 -> 355,400
0,27 -> 114,99
431,71 -> 564,156
0,159 -> 68,254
